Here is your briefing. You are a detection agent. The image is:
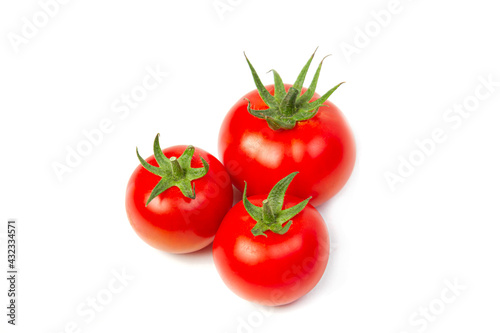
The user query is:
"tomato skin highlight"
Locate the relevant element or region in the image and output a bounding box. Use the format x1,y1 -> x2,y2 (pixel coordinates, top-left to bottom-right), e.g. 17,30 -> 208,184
213,194 -> 330,306
219,84 -> 356,206
126,145 -> 233,254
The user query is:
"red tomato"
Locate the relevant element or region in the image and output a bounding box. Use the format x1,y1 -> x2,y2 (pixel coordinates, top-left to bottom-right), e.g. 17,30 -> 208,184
213,172 -> 329,305
126,139 -> 233,254
219,53 -> 356,206
213,194 -> 330,306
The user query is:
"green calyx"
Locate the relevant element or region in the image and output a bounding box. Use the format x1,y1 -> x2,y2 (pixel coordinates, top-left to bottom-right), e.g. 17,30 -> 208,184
136,134 -> 209,205
244,48 -> 345,130
243,172 -> 312,237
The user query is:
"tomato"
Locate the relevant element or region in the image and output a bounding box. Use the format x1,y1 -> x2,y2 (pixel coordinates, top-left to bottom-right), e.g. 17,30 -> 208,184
126,135 -> 233,254
218,51 -> 356,206
213,172 -> 330,306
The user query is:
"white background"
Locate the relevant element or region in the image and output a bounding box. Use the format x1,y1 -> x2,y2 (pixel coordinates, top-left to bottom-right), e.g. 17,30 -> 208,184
1,0 -> 500,332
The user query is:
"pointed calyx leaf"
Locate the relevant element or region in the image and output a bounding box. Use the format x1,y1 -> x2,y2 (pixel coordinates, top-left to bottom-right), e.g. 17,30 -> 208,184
136,134 -> 209,205
242,172 -> 312,237
244,48 -> 344,130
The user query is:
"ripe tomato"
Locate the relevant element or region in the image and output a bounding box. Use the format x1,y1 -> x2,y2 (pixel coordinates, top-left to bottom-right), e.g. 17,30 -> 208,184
213,173 -> 330,306
126,135 -> 233,254
218,51 -> 356,206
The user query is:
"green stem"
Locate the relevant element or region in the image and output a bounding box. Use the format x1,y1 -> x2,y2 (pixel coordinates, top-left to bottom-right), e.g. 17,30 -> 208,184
170,157 -> 184,180
243,172 -> 312,237
280,87 -> 299,117
262,199 -> 275,224
136,134 -> 209,204
244,50 -> 344,130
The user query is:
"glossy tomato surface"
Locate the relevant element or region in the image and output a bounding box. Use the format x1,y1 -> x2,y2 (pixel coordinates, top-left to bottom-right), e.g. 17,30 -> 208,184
126,145 -> 233,254
219,84 -> 356,206
213,194 -> 330,306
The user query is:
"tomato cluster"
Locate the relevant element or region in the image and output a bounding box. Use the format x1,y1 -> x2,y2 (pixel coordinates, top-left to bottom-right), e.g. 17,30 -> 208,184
125,50 -> 356,306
